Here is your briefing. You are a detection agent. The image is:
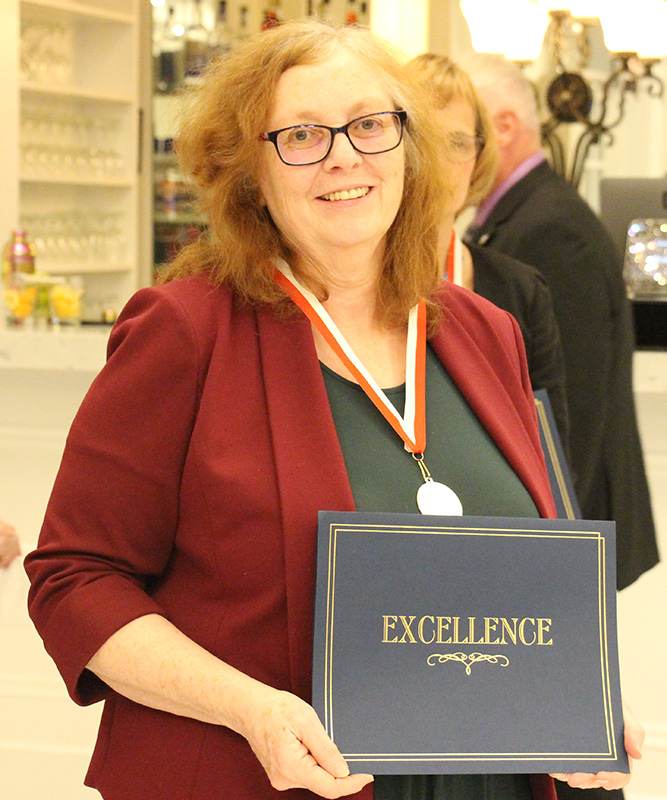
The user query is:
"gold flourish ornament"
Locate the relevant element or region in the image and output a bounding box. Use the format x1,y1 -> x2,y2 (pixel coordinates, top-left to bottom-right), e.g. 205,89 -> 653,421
427,652 -> 510,676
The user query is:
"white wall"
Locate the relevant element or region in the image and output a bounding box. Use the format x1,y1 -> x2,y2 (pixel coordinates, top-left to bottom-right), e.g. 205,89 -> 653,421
0,360 -> 105,800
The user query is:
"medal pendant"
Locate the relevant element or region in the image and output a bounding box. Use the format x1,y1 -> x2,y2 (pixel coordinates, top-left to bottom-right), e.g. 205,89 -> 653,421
417,478 -> 463,516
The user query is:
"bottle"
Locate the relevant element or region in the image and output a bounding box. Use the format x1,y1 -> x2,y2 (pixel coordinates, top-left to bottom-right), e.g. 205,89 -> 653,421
156,5 -> 185,93
345,0 -> 359,26
2,229 -> 37,326
2,229 -> 36,284
261,0 -> 282,30
236,5 -> 251,46
211,1 -> 232,61
318,0 -> 333,24
183,0 -> 211,84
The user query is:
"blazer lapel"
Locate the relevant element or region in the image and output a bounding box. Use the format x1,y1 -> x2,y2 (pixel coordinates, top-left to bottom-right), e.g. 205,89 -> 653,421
255,305 -> 355,698
471,160 -> 553,247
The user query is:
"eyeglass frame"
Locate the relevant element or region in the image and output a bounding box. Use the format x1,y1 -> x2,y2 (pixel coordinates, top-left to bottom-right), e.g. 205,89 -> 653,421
259,110 -> 408,166
442,131 -> 486,163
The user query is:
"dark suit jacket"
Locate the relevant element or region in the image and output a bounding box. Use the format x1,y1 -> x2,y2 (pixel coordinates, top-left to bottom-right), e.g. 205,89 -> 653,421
466,160 -> 658,589
470,243 -> 569,450
25,274 -> 556,800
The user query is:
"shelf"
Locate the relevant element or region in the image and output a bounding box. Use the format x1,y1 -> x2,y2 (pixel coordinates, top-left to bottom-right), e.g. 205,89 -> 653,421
21,82 -> 134,105
39,262 -> 134,275
21,174 -> 135,188
21,0 -> 134,25
154,212 -> 205,226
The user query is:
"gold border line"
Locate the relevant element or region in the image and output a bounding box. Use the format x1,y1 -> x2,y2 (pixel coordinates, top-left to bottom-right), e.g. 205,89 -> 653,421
321,521 -> 614,761
534,397 -> 576,519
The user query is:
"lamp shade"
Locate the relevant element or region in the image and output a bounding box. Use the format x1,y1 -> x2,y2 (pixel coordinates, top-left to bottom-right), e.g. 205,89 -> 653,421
637,1 -> 667,57
460,0 -> 551,61
537,1 -> 603,16
598,0 -> 666,54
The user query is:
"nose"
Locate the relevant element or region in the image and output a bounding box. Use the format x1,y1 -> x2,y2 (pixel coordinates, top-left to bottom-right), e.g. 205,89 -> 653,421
323,130 -> 362,169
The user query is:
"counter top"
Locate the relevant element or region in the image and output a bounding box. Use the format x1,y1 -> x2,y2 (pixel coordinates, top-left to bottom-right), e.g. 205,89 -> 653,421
0,325 -> 110,372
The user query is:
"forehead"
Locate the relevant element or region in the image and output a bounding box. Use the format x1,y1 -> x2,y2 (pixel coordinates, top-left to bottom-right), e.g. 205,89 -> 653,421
434,97 -> 476,131
268,48 -> 394,128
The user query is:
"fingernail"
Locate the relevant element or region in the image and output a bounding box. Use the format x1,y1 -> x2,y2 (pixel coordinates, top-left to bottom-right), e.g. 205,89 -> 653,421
334,763 -> 350,778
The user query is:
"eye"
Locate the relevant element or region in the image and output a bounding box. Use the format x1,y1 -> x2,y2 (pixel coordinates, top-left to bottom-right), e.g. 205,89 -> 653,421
448,132 -> 470,151
282,126 -> 327,150
350,115 -> 386,137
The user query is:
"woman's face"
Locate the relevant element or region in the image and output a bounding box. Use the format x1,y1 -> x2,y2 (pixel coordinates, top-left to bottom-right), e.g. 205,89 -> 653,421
257,47 -> 405,269
433,96 -> 478,215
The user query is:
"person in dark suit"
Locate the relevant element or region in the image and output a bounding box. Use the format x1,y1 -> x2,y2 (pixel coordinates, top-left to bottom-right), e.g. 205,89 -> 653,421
406,53 -> 570,449
464,53 -> 658,597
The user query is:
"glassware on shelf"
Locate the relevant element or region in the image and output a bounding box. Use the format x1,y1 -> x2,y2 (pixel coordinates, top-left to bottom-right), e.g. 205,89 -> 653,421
20,212 -> 126,271
20,20 -> 74,85
20,108 -> 125,180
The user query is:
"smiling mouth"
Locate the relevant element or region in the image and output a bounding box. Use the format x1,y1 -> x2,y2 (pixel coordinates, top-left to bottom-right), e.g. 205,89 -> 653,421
320,186 -> 371,202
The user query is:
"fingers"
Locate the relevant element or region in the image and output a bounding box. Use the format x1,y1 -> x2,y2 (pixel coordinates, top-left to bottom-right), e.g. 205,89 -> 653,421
623,703 -> 645,760
0,523 -> 21,568
241,686 -> 373,797
550,772 -> 631,790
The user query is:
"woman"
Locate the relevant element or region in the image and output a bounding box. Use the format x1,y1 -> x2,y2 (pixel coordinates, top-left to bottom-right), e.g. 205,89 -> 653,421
25,21 -> 639,800
406,53 -> 570,448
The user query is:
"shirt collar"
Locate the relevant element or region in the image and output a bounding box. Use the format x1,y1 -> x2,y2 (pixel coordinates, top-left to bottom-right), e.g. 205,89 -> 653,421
474,152 -> 547,227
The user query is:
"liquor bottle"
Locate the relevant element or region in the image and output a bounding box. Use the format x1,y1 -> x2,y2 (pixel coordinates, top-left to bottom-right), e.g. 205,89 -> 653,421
2,229 -> 37,326
183,0 -> 211,84
2,229 -> 35,285
318,0 -> 333,24
261,0 -> 282,30
236,5 -> 251,46
155,5 -> 185,93
211,0 -> 232,60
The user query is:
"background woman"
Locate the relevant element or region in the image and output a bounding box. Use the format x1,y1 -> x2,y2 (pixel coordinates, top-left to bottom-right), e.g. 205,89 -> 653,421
406,53 -> 570,447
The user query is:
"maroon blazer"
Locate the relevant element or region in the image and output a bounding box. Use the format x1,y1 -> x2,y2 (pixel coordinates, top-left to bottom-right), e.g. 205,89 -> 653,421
25,275 -> 557,800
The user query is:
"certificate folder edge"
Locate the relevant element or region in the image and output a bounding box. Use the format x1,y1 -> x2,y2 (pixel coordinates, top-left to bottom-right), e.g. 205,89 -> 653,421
312,511 -> 628,775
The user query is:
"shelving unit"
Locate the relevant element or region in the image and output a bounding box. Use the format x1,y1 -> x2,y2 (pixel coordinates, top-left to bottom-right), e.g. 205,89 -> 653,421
12,0 -> 146,319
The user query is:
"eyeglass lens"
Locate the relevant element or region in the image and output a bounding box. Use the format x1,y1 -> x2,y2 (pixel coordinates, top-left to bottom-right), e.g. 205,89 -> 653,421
276,112 -> 403,165
443,132 -> 483,163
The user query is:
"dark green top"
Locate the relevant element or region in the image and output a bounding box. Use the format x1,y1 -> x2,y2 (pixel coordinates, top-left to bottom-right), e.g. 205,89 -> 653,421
321,346 -> 538,800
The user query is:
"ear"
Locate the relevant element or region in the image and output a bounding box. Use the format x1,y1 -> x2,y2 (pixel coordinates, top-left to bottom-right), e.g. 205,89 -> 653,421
492,109 -> 519,149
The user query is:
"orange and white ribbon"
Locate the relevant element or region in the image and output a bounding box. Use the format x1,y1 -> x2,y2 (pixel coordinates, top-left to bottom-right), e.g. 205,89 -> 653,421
446,228 -> 464,287
273,259 -> 426,454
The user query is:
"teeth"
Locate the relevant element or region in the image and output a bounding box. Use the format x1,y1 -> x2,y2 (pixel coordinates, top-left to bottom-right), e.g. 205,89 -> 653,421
322,187 -> 370,202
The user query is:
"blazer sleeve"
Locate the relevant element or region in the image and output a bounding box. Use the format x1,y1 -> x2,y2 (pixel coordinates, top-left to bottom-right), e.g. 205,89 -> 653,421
25,285 -> 204,706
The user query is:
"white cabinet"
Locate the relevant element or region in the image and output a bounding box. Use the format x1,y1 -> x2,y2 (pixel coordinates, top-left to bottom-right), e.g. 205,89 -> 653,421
2,0 -> 150,320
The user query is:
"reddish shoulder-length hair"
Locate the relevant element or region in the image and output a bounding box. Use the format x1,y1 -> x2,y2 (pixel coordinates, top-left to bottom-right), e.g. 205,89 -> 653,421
159,20 -> 454,330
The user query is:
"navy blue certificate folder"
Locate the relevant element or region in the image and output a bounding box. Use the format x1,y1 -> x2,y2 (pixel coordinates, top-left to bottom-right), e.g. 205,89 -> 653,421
312,511 -> 628,775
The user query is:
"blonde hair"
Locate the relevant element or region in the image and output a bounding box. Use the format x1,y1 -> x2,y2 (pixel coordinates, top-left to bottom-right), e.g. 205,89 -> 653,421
406,53 -> 498,209
159,20 -> 454,330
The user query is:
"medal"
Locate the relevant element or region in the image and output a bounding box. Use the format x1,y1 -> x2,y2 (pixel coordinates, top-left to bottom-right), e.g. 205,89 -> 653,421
413,454 -> 464,516
273,259 -> 464,516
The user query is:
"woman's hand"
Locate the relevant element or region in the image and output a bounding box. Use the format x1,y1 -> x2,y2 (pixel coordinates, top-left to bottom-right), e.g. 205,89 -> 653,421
238,684 -> 373,798
0,519 -> 21,568
550,704 -> 644,790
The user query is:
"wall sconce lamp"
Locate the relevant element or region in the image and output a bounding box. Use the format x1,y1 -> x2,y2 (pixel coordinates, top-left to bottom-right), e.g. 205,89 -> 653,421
460,0 -> 667,188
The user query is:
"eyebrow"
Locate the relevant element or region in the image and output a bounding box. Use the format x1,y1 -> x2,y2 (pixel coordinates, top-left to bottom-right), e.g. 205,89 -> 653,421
272,99 -> 394,128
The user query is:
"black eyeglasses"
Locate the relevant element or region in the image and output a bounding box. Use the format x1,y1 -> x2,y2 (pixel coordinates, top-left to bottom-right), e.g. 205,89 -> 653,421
443,132 -> 485,163
260,110 -> 408,166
